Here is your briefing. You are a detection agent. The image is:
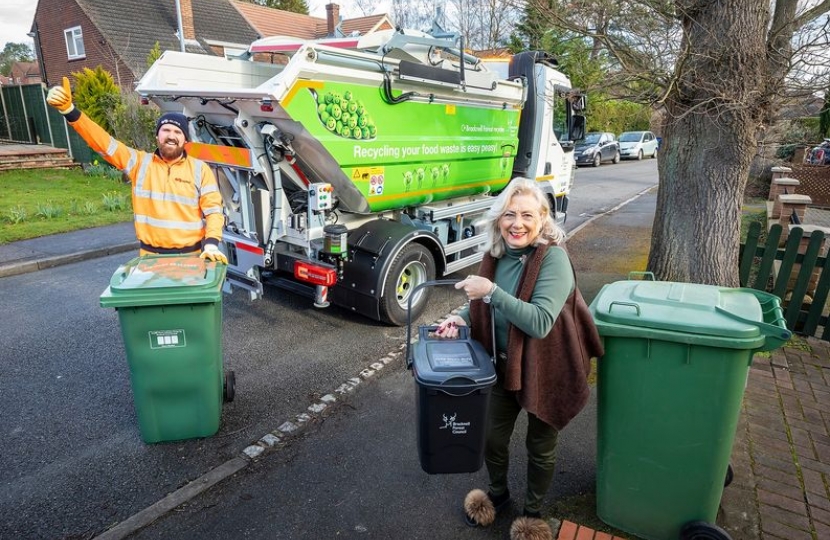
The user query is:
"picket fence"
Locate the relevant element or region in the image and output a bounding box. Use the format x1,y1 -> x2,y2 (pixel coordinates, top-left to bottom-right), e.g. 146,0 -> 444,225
739,221 -> 830,340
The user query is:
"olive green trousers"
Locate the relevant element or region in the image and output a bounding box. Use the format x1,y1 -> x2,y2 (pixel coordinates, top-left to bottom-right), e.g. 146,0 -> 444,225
484,382 -> 559,513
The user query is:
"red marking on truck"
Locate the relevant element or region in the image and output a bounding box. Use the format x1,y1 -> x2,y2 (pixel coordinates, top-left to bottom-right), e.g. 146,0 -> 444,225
294,261 -> 337,286
185,142 -> 253,169
250,39 -> 360,54
290,161 -> 311,186
234,242 -> 264,255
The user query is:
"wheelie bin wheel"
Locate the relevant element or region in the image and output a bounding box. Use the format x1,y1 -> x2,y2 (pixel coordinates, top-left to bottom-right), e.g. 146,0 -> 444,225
724,463 -> 734,487
223,370 -> 235,403
679,521 -> 732,540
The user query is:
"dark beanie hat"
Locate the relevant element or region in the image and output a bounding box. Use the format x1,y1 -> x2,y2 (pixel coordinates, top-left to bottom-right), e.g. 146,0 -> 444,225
156,112 -> 189,141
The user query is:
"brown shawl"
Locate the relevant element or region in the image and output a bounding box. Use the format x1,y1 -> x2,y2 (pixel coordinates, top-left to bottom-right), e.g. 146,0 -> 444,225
470,242 -> 605,430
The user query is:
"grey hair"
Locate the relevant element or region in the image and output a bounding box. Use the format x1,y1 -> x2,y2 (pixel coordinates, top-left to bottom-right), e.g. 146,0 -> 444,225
481,177 -> 566,258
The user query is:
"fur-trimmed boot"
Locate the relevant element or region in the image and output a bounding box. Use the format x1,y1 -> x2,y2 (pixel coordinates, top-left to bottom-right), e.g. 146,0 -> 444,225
509,516 -> 553,540
463,488 -> 510,527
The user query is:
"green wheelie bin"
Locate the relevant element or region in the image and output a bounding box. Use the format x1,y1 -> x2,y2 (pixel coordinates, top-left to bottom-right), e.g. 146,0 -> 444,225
100,255 -> 232,444
589,280 -> 791,540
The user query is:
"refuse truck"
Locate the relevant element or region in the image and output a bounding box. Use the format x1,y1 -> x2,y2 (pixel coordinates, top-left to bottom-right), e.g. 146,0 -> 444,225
135,28 -> 586,325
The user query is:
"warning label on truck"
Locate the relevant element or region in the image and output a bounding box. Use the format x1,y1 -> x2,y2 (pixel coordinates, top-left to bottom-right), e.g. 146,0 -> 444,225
352,167 -> 385,196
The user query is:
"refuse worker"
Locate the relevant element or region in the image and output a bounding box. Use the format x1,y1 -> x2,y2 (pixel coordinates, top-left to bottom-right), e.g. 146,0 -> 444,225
46,76 -> 227,263
435,177 -> 603,540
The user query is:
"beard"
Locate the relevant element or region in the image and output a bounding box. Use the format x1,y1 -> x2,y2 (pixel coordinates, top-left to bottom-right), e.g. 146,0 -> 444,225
158,140 -> 185,161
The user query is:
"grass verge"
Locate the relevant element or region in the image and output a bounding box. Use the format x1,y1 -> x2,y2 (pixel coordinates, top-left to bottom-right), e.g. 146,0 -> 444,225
0,167 -> 132,244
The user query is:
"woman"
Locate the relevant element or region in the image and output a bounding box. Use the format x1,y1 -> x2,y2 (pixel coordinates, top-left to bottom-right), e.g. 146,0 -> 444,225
436,178 -> 603,540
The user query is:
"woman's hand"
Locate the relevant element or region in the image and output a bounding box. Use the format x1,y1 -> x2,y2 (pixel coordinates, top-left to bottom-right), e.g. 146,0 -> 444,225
455,275 -> 494,301
435,315 -> 467,339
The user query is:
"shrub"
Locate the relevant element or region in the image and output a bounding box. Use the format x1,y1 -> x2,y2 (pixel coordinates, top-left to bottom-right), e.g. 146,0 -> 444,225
107,91 -> 159,152
147,41 -> 162,69
35,201 -> 63,219
775,144 -> 797,160
5,205 -> 27,224
85,159 -> 124,181
102,191 -> 129,211
72,66 -> 121,133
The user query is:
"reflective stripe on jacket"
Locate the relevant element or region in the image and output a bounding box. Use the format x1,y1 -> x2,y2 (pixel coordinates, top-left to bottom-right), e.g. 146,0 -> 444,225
68,112 -> 224,250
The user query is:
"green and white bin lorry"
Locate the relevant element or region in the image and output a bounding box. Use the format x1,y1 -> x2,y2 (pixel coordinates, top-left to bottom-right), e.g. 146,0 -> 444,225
136,28 -> 586,325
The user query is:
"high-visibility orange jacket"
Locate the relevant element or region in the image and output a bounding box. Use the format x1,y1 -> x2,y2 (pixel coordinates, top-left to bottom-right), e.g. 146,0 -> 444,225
66,110 -> 224,253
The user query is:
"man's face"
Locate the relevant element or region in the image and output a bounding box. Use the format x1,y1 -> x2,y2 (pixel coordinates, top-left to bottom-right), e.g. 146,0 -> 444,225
157,124 -> 186,160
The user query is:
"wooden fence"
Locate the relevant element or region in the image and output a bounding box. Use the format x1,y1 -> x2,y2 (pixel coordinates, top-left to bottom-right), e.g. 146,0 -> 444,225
0,83 -> 97,162
740,221 -> 830,340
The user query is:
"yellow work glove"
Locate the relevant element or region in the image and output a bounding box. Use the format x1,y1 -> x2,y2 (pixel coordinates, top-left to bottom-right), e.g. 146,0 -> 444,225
200,244 -> 228,264
46,76 -> 75,114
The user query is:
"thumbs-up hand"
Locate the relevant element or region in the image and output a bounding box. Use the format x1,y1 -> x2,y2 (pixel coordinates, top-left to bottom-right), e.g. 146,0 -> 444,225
46,76 -> 74,114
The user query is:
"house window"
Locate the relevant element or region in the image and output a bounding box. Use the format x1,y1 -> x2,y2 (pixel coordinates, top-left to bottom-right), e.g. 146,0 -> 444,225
64,26 -> 85,60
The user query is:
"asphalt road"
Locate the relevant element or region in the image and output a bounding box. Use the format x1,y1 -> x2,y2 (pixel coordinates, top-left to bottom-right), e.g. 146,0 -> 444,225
0,159 -> 658,539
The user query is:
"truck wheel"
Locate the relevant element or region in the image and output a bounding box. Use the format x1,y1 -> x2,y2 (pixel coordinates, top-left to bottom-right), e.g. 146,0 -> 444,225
380,243 -> 435,326
612,151 -> 620,164
592,153 -> 601,167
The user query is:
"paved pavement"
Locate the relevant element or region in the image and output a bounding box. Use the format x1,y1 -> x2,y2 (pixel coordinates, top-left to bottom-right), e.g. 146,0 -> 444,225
2,190 -> 830,540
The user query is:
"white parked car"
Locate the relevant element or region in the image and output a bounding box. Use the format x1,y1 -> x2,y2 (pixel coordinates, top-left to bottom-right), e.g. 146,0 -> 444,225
618,131 -> 659,160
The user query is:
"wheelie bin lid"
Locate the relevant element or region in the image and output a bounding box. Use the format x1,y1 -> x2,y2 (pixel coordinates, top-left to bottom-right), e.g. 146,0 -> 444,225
411,327 -> 497,392
99,255 -> 227,308
590,281 -> 791,351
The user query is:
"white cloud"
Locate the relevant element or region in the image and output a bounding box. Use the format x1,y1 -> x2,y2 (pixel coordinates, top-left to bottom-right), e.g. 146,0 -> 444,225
0,0 -> 37,49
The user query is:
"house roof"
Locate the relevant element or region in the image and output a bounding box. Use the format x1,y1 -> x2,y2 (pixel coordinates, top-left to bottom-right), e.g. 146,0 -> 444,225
73,0 -> 258,77
11,61 -> 41,78
233,1 -> 320,40
232,1 -> 391,40
330,14 -> 392,37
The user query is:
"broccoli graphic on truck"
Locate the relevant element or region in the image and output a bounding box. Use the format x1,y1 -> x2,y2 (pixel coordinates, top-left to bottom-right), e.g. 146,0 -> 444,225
136,28 -> 586,325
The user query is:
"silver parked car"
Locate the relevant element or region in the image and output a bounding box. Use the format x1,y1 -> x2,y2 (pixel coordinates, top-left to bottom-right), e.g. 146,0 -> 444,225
619,131 -> 659,160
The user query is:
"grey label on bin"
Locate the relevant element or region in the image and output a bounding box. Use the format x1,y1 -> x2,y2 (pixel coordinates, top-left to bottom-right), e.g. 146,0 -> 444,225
149,329 -> 186,349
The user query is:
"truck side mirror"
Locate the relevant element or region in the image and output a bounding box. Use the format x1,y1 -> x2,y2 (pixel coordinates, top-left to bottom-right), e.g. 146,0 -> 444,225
570,115 -> 585,142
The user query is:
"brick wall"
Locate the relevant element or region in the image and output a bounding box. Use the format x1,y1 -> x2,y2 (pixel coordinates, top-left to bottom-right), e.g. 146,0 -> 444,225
33,0 -> 135,88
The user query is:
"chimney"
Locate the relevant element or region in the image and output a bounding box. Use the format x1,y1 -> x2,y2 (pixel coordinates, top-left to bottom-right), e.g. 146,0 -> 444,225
326,3 -> 340,37
180,0 -> 196,41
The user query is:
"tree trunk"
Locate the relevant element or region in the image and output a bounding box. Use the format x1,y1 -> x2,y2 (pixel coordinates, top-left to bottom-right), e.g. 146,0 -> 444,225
647,1 -> 770,286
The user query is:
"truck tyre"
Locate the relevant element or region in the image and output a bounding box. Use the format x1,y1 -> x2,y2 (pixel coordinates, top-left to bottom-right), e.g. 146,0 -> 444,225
380,243 -> 435,326
592,153 -> 601,167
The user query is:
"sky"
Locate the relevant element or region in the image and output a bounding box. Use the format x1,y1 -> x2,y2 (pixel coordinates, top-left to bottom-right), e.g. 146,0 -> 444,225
0,1 -> 385,52
0,0 -> 38,50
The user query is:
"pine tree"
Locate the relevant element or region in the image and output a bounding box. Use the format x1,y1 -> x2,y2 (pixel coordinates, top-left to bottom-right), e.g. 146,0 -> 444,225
146,42 -> 162,69
72,66 -> 121,133
253,0 -> 309,15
